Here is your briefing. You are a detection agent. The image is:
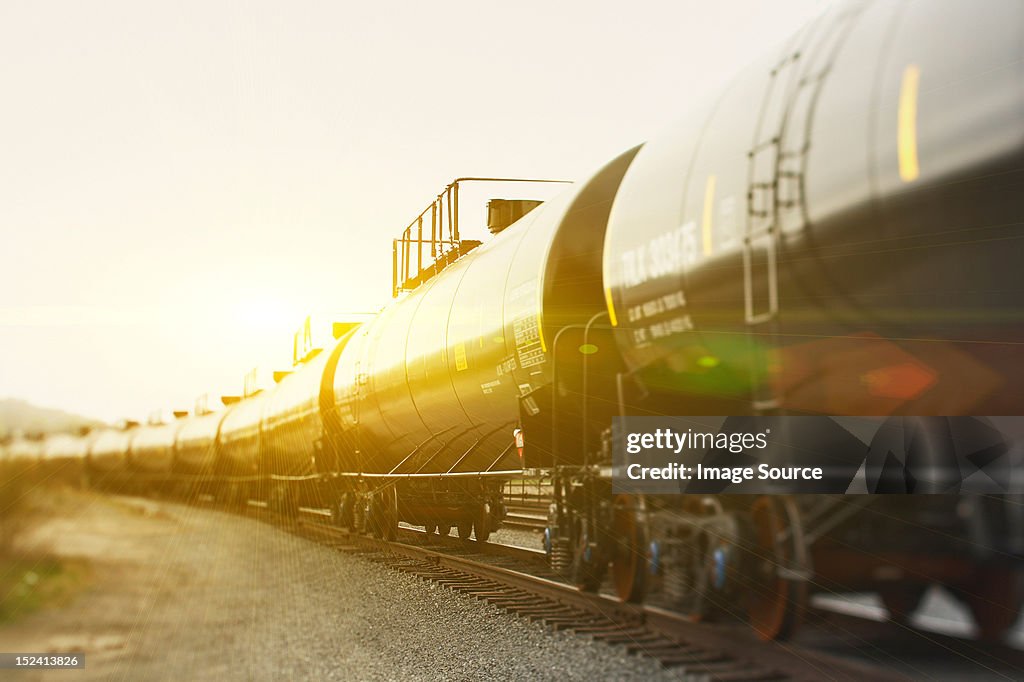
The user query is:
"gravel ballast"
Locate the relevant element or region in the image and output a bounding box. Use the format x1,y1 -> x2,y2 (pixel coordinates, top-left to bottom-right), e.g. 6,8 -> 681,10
0,491 -> 690,681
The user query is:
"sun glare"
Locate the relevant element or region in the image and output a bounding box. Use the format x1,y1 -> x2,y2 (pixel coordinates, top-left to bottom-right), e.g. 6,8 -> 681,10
233,298 -> 302,334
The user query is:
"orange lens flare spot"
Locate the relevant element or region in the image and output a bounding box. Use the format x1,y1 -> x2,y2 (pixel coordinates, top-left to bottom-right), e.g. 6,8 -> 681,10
860,362 -> 937,400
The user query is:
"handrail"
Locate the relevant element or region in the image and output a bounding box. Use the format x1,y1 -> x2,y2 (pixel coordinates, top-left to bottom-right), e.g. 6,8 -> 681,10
392,177 -> 571,297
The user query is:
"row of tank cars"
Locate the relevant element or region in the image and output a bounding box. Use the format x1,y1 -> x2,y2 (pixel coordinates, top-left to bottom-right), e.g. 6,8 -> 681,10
0,327 -> 511,544
3,0 -> 1024,644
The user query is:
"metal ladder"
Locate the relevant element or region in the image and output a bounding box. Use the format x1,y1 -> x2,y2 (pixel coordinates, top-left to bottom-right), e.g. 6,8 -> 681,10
744,7 -> 863,412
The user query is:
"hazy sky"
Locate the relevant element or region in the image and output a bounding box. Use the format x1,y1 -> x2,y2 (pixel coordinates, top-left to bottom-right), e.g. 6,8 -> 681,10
1,0 -> 826,423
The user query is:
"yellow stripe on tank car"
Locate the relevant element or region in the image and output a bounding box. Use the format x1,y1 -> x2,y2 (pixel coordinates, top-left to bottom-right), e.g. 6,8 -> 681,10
537,303 -> 547,352
898,64 -> 921,183
602,214 -> 619,327
536,267 -> 548,352
604,284 -> 618,327
701,174 -> 716,256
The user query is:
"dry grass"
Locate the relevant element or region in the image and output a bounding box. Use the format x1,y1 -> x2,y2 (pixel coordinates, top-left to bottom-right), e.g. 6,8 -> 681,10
0,459 -> 39,557
0,461 -> 92,624
0,555 -> 90,624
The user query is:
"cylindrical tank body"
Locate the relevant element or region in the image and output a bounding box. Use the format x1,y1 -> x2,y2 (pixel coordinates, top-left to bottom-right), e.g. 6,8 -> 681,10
262,345 -> 336,477
330,148 -> 640,474
174,411 -> 225,476
128,423 -> 178,474
7,438 -> 43,464
39,433 -> 90,483
603,0 -> 1024,419
218,394 -> 266,477
42,433 -> 90,463
88,429 -> 132,473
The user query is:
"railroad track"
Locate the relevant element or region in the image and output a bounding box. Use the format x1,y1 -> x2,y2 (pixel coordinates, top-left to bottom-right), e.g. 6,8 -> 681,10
287,513 -> 909,682
185,498 -> 1024,680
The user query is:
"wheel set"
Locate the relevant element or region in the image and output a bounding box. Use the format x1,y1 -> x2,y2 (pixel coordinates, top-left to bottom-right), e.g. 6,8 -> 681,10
549,488 -> 816,640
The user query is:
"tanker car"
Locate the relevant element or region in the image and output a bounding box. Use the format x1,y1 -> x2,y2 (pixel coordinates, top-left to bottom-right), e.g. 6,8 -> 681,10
582,0 -> 1024,640
5,0 -> 1023,642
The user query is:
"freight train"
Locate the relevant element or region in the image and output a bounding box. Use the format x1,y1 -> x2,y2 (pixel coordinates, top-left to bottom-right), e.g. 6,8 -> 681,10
3,0 -> 1023,642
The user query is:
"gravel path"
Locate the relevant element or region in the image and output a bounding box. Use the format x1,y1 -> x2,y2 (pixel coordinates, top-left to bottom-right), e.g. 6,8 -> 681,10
400,521 -> 544,553
490,526 -> 546,551
0,491 -> 688,681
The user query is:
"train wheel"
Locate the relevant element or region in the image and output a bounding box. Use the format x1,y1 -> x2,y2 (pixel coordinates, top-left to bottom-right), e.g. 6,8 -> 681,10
746,496 -> 808,641
370,487 -> 398,541
611,494 -> 648,603
384,486 -> 398,541
226,481 -> 245,508
879,584 -> 928,624
353,494 -> 368,534
473,503 -> 492,543
572,521 -> 608,593
369,494 -> 383,538
954,568 -> 1023,642
457,522 -> 473,541
270,481 -> 297,517
243,482 -> 255,508
334,492 -> 355,529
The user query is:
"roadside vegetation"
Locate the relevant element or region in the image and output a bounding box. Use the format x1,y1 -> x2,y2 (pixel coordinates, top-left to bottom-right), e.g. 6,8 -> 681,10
0,555 -> 88,624
0,459 -> 91,624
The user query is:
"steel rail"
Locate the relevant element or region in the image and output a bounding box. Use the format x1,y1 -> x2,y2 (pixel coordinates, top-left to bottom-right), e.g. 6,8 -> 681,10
290,515 -> 910,682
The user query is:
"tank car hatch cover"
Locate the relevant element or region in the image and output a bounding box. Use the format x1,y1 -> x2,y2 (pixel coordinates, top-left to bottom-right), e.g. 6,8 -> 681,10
332,321 -> 361,340
487,199 -> 543,234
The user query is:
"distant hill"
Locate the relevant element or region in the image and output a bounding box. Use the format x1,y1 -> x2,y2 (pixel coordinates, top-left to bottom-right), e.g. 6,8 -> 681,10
0,399 -> 104,440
